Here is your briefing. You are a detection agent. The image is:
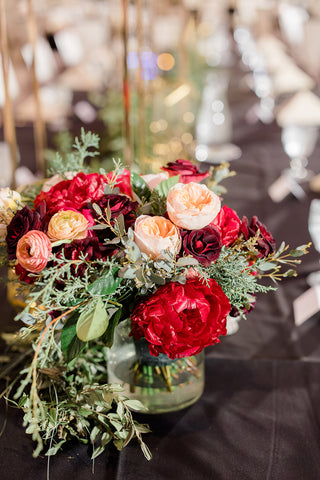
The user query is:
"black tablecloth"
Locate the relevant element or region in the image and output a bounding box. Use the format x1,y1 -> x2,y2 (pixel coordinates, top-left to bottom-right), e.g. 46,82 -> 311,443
1,66 -> 320,480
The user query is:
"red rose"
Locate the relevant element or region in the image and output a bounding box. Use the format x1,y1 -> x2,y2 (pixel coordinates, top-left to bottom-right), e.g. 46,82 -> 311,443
161,159 -> 209,184
181,226 -> 222,266
240,215 -> 276,257
130,278 -> 230,359
34,172 -> 109,215
210,205 -> 241,246
106,169 -> 132,197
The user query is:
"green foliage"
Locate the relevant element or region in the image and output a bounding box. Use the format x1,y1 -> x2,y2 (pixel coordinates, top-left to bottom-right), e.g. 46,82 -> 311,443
130,172 -> 151,202
9,331 -> 151,460
61,315 -> 86,363
46,128 -> 100,176
153,175 -> 179,197
76,298 -> 109,342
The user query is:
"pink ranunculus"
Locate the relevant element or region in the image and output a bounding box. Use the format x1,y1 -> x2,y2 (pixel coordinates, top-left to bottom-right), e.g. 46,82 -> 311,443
16,230 -> 52,273
167,182 -> 221,230
134,215 -> 181,259
210,205 -> 241,246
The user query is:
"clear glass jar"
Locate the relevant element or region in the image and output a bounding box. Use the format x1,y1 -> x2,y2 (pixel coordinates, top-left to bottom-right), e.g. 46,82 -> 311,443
107,319 -> 205,414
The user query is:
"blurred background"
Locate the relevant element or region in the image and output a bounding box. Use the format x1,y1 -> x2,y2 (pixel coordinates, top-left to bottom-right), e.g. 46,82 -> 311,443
1,0 -> 320,192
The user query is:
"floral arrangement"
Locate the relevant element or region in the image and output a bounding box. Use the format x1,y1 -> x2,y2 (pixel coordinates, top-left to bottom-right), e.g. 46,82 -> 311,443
0,131 -> 309,461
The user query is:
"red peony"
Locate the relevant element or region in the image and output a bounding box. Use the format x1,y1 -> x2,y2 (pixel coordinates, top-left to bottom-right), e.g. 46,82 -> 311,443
34,172 -> 109,215
210,205 -> 241,246
181,226 -> 222,266
241,215 -> 276,258
161,159 -> 210,184
130,278 -> 230,359
106,169 -> 133,197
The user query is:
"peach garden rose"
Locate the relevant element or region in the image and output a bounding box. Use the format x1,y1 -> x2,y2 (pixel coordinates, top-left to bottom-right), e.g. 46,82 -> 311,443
47,210 -> 89,241
134,215 -> 181,259
16,230 -> 52,273
166,182 -> 221,230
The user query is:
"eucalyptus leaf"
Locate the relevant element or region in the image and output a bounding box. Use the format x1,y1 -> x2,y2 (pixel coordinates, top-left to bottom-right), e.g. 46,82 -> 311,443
289,249 -> 307,257
101,307 -> 122,347
124,399 -> 148,411
130,171 -> 151,201
87,268 -> 122,296
76,299 -> 109,342
45,440 -> 67,456
176,257 -> 199,267
257,262 -> 277,271
61,315 -> 87,362
154,175 -> 179,197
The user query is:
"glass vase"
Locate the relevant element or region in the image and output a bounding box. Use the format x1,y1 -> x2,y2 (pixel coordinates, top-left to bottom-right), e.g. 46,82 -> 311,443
107,319 -> 205,414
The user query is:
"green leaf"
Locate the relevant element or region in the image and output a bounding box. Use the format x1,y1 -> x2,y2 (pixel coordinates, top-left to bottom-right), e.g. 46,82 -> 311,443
257,262 -> 277,271
76,299 -> 109,342
61,315 -> 87,362
130,171 -> 151,201
87,268 -> 122,296
124,399 -> 148,411
289,249 -> 307,257
45,440 -> 67,456
101,307 -> 122,347
282,269 -> 297,277
176,256 -> 199,267
90,426 -> 101,443
154,175 -> 179,197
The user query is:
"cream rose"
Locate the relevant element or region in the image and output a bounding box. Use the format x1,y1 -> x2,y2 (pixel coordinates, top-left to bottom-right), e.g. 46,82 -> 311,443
0,188 -> 21,241
16,230 -> 52,273
167,182 -> 221,230
134,215 -> 181,259
47,210 -> 89,241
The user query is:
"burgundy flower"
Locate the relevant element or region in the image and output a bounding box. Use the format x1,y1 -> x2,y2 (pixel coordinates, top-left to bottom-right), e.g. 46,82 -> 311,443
210,205 -> 241,246
56,237 -> 103,278
181,226 -> 222,266
161,159 -> 210,184
15,263 -> 36,284
6,202 -> 47,260
130,278 -> 230,359
90,193 -> 138,240
240,215 -> 276,258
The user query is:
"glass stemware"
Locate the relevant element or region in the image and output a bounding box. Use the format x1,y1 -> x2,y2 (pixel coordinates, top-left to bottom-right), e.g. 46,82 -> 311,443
281,125 -> 319,182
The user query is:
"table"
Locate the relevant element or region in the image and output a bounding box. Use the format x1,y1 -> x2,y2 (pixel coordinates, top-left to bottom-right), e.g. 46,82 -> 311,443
1,66 -> 320,480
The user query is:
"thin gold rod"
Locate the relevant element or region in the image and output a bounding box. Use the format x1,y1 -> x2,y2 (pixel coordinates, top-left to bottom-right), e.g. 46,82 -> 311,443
27,0 -> 47,175
122,0 -> 133,167
0,0 -> 18,188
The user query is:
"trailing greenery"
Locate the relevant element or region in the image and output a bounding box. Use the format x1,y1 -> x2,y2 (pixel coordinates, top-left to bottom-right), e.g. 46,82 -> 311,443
3,332 -> 151,460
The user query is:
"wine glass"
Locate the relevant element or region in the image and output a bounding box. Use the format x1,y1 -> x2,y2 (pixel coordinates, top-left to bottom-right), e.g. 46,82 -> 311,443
281,125 -> 318,182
